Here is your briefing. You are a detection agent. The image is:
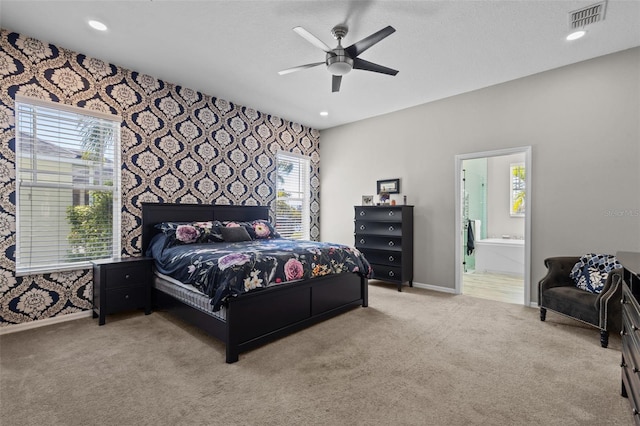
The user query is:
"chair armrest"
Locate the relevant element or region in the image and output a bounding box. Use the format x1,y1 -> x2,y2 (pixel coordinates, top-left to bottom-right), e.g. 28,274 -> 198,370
595,268 -> 624,331
539,257 -> 580,291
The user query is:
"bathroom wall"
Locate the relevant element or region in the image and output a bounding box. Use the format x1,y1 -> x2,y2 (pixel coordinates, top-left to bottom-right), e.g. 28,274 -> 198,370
486,153 -> 526,239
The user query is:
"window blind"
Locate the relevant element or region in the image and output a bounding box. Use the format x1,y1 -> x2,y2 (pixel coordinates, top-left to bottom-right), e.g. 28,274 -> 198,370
15,96 -> 121,274
275,151 -> 310,240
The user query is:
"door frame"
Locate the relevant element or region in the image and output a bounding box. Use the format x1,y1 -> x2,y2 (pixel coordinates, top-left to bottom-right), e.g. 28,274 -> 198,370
454,146 -> 532,306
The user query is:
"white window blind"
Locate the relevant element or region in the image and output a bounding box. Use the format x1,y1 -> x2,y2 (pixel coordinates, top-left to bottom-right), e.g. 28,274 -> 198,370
15,96 -> 121,275
276,151 -> 310,240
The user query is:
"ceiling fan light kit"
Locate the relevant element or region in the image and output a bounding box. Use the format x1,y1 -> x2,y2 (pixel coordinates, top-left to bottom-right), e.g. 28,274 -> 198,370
280,23 -> 398,92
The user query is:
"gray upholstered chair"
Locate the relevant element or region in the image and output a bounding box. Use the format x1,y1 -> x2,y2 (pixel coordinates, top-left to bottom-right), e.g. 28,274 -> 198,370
538,256 -> 624,348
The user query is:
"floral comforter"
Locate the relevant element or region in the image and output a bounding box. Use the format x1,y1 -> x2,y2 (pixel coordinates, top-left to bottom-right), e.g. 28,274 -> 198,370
147,234 -> 372,311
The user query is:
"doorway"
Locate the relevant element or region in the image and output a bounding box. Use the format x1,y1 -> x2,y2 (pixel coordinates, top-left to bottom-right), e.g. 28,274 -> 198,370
454,147 -> 532,306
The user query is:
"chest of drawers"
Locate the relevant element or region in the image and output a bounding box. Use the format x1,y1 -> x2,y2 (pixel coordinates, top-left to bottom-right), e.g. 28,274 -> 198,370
620,252 -> 640,424
354,205 -> 414,291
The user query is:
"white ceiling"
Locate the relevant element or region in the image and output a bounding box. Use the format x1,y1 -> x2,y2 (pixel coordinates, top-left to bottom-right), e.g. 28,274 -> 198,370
2,0 -> 639,130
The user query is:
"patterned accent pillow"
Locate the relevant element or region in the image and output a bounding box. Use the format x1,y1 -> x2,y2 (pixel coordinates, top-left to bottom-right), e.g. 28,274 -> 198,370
570,253 -> 622,294
222,220 -> 280,240
156,221 -> 224,245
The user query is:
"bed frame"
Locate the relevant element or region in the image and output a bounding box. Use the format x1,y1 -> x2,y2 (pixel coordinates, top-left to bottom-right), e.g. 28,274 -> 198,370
141,202 -> 368,363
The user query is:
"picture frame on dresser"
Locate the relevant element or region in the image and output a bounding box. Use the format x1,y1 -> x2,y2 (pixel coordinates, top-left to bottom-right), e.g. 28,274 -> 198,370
362,195 -> 374,206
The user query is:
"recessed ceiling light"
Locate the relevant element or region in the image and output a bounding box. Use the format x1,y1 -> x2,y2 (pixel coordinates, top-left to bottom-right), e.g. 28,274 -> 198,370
320,111 -> 329,116
566,30 -> 586,41
88,20 -> 108,31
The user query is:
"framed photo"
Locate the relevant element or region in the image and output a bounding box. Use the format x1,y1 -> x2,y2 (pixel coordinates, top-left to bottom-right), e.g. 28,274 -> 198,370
362,195 -> 374,206
377,178 -> 400,194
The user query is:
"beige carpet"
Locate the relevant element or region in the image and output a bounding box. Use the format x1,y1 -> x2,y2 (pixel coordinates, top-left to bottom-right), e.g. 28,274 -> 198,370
0,282 -> 632,425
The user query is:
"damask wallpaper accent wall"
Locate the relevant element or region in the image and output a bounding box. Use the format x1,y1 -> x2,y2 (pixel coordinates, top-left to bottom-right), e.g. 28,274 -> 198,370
0,29 -> 320,326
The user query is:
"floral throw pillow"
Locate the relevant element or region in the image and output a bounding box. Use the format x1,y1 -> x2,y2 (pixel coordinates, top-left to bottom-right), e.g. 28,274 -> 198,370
222,220 -> 280,240
156,221 -> 224,245
570,253 -> 622,294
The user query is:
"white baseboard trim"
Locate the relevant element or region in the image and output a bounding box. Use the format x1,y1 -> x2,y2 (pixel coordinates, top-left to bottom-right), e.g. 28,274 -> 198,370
411,282 -> 458,294
0,310 -> 93,335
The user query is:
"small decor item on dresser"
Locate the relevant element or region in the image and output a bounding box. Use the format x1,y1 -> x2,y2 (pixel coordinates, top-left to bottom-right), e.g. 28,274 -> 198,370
362,195 -> 374,206
379,191 -> 390,205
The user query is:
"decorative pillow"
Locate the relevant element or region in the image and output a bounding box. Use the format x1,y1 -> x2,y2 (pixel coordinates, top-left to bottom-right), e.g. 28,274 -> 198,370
570,253 -> 623,294
221,226 -> 252,242
156,221 -> 224,245
251,220 -> 280,239
222,220 -> 280,240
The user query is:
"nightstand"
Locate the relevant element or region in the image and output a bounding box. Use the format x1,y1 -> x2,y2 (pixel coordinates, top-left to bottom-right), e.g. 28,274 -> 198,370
92,257 -> 153,325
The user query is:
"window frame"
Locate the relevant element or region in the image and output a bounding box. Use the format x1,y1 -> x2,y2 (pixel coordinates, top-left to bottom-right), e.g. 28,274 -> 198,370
14,95 -> 122,275
275,151 -> 311,240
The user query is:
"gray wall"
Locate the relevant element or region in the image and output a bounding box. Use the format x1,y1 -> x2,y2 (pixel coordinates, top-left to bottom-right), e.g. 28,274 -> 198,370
319,47 -> 640,302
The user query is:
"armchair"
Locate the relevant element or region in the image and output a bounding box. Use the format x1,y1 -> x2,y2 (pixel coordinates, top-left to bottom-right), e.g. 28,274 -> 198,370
538,256 -> 624,348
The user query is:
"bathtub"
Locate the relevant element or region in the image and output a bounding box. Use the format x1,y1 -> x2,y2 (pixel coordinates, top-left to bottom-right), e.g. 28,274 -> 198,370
474,238 -> 524,276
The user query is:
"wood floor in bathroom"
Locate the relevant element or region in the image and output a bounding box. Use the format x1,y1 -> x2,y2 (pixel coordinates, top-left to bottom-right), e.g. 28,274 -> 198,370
463,272 -> 524,305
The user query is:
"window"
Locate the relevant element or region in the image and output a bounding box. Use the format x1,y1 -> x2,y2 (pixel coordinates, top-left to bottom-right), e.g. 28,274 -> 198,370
510,163 -> 525,217
275,151 -> 310,240
15,96 -> 121,274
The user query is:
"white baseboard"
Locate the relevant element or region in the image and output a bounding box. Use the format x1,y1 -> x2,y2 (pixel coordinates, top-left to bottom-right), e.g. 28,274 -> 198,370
0,310 -> 93,335
411,282 -> 458,294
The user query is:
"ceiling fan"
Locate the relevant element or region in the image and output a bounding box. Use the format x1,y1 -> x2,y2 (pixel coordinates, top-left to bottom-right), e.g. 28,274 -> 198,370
278,24 -> 399,93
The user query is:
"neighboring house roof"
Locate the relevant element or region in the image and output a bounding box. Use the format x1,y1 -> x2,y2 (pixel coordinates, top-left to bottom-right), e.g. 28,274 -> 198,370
17,131 -> 114,185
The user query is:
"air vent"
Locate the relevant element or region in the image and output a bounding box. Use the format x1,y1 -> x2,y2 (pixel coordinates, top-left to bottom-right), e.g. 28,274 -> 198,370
569,1 -> 607,29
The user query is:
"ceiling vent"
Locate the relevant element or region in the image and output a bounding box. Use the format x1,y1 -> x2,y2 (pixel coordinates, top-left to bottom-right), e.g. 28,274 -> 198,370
569,1 -> 607,29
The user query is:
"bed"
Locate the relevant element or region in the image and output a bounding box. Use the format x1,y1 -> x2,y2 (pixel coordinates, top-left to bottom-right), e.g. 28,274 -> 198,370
141,202 -> 370,363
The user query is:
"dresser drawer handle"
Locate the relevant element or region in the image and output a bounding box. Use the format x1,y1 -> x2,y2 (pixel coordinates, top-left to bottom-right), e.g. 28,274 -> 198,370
360,238 -> 365,244
388,271 -> 395,277
125,294 -> 129,299
633,408 -> 639,416
125,274 -> 131,280
388,225 -> 394,231
360,211 -> 366,216
633,324 -> 639,332
622,330 -> 627,337
388,211 -> 394,216
388,241 -> 395,247
360,225 -> 366,230
389,255 -> 395,262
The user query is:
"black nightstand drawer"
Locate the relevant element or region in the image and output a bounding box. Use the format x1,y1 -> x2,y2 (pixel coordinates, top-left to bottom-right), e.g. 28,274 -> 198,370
105,265 -> 148,288
106,285 -> 147,314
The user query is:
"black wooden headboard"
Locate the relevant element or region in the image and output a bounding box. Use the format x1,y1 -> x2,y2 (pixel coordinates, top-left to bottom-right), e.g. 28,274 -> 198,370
141,203 -> 270,252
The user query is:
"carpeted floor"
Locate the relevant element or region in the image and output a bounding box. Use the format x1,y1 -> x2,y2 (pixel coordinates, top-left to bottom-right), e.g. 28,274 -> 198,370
0,282 -> 633,425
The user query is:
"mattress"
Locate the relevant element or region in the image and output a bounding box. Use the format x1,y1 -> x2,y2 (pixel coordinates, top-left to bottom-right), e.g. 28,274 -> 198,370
153,271 -> 226,321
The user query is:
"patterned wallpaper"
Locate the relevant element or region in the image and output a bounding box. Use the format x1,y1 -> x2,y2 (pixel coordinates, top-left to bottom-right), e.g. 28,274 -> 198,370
0,29 -> 321,326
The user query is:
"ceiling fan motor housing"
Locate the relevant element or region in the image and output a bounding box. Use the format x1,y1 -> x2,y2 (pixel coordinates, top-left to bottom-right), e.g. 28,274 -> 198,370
326,48 -> 353,75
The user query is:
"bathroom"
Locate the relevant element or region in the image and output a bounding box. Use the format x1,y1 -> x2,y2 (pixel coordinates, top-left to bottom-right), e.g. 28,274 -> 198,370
462,152 -> 526,303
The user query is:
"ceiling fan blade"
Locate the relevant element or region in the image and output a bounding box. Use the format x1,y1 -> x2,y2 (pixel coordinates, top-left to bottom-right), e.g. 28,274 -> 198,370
293,26 -> 332,52
345,25 -> 396,58
353,58 -> 399,76
332,75 -> 342,92
278,62 -> 325,75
